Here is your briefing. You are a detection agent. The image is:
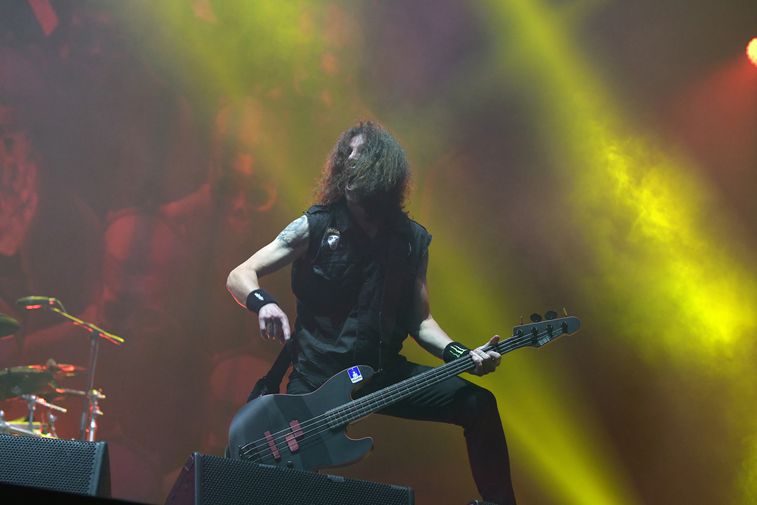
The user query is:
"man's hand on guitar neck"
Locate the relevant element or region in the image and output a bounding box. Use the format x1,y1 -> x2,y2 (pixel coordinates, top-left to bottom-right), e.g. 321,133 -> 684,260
469,335 -> 502,376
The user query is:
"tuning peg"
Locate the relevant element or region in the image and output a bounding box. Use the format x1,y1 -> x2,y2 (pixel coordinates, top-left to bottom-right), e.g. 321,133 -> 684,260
544,310 -> 557,320
562,307 -> 568,316
529,313 -> 542,323
519,314 -> 524,325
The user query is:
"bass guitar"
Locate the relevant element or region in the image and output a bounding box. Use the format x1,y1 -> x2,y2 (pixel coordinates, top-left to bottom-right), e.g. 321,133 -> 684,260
228,314 -> 580,470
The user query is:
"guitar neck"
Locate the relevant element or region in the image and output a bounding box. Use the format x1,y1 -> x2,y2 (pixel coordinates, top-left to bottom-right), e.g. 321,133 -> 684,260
325,333 -> 533,427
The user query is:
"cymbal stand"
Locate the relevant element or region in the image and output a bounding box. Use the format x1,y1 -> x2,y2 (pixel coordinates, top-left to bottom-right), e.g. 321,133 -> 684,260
84,388 -> 106,442
59,309 -> 123,441
21,298 -> 124,441
47,412 -> 58,438
24,394 -> 36,433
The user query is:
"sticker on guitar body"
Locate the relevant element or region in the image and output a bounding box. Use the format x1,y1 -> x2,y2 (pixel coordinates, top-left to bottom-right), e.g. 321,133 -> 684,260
347,366 -> 363,383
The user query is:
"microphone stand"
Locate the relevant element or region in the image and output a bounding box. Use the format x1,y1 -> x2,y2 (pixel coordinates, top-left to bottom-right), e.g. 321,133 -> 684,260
37,303 -> 125,441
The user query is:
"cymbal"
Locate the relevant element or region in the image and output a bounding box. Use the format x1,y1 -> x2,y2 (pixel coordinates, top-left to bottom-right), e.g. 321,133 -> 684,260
0,360 -> 87,400
0,366 -> 53,400
0,313 -> 20,338
27,359 -> 87,377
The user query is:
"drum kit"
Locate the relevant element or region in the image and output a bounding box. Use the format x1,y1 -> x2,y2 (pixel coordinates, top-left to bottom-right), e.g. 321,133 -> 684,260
0,297 -> 124,441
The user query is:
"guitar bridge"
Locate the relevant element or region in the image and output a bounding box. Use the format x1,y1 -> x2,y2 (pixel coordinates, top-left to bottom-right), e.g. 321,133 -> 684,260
238,441 -> 263,462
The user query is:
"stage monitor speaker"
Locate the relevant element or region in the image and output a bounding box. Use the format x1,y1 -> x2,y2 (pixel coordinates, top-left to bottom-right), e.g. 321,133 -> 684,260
165,453 -> 414,505
0,434 -> 110,497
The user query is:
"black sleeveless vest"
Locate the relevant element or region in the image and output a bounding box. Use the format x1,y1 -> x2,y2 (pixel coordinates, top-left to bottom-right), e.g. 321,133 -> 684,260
290,201 -> 431,387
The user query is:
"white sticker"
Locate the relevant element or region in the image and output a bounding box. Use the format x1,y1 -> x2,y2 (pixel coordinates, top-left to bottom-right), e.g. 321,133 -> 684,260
326,234 -> 340,250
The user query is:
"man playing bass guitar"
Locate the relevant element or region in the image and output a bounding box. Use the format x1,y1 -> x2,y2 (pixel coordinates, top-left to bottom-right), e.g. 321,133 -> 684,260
226,120 -> 516,505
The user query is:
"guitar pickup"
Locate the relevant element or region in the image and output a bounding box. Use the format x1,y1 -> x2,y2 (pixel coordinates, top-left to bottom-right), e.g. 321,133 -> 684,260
264,430 -> 281,461
285,420 -> 304,453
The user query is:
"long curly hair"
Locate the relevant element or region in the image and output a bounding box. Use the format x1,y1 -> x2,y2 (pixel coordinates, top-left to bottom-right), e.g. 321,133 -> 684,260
316,121 -> 410,218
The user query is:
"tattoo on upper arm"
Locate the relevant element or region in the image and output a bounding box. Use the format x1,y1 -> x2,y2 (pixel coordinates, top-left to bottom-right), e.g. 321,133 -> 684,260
276,215 -> 308,247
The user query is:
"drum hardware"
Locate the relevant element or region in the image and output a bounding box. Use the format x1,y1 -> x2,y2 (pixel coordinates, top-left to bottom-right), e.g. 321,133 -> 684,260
16,295 -> 125,441
0,364 -> 59,437
20,393 -> 67,435
52,387 -> 88,397
0,410 -> 39,436
84,389 -> 106,441
0,361 -> 86,400
0,365 -> 106,440
46,412 -> 59,438
0,365 -> 53,400
0,398 -> 64,438
29,360 -> 87,377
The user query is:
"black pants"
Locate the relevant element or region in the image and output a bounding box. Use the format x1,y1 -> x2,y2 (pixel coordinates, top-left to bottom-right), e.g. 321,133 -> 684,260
287,360 -> 517,505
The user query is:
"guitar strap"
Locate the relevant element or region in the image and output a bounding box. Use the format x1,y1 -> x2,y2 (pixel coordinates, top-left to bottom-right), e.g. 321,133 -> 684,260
375,232 -> 413,369
246,339 -> 293,402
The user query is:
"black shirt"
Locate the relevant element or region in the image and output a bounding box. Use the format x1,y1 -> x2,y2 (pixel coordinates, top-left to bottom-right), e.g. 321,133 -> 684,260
290,200 -> 431,387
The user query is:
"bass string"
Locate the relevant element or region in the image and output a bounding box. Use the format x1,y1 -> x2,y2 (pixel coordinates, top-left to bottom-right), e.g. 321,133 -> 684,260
336,335 -> 533,421
240,326 -> 561,460
239,327 -> 554,460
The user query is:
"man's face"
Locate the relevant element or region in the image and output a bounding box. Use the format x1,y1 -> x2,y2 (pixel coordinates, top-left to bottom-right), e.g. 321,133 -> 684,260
345,134 -> 365,204
348,134 -> 365,159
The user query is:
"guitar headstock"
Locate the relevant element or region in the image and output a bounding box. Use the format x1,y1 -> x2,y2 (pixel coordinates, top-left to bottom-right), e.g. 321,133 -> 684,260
511,312 -> 581,348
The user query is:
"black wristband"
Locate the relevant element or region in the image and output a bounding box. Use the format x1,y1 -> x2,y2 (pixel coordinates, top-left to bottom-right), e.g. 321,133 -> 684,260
443,341 -> 471,363
245,289 -> 278,313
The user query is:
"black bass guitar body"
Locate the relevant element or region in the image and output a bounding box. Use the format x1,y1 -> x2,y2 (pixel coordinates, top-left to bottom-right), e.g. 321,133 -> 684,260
228,364 -> 376,470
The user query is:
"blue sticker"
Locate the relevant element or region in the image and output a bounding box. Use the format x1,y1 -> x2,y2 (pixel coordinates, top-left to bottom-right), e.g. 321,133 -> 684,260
347,366 -> 363,383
